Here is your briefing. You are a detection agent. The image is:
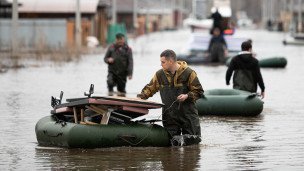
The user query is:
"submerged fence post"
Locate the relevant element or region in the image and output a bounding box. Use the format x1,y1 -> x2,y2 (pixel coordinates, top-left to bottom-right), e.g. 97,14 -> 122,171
11,0 -> 19,59
75,0 -> 82,57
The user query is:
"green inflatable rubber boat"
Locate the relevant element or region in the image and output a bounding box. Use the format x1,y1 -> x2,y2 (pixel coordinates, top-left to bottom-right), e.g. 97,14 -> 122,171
258,57 -> 287,68
226,56 -> 287,68
196,89 -> 264,116
36,90 -> 171,148
35,115 -> 170,148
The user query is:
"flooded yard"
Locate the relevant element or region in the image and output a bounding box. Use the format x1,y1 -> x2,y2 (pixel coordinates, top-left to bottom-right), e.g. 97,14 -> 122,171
1,29 -> 304,170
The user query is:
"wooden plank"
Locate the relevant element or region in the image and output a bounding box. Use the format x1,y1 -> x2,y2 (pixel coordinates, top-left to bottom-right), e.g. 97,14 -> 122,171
66,97 -> 88,102
65,96 -> 164,108
73,107 -> 78,123
111,111 -> 132,120
79,121 -> 98,125
85,105 -> 105,116
55,99 -> 90,108
88,99 -> 162,109
94,96 -> 164,107
51,107 -> 73,114
121,106 -> 149,114
100,108 -> 113,125
57,97 -> 163,109
90,105 -> 107,114
80,109 -> 84,122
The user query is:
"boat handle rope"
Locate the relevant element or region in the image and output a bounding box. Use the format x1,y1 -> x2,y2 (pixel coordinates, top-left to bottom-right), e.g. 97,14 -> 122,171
119,124 -> 156,146
43,130 -> 63,137
119,100 -> 179,146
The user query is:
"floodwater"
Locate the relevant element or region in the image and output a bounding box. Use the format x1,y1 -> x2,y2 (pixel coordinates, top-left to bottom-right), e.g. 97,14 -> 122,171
1,29 -> 304,170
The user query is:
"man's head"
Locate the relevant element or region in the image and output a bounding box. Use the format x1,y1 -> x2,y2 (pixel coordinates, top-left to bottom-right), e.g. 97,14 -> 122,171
212,27 -> 221,36
241,41 -> 252,51
160,49 -> 177,71
115,33 -> 125,46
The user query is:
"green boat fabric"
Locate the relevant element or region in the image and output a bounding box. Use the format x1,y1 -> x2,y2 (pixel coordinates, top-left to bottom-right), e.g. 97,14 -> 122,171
259,57 -> 287,68
226,56 -> 287,68
36,116 -> 170,148
196,89 -> 264,116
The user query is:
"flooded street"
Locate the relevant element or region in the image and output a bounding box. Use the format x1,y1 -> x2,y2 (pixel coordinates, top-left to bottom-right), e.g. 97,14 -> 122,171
1,29 -> 304,170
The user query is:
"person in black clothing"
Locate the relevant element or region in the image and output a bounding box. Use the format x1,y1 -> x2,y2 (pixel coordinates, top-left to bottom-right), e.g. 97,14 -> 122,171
210,8 -> 223,33
104,33 -> 133,97
208,27 -> 227,62
226,41 -> 265,98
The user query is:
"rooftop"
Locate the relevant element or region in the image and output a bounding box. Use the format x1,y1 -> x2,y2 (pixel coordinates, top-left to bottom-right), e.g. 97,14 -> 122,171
7,0 -> 100,13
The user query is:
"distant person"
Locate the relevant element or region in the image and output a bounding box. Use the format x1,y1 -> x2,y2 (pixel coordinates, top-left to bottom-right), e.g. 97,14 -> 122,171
104,33 -> 133,97
137,49 -> 203,146
226,41 -> 265,98
277,20 -> 284,32
207,27 -> 227,62
210,8 -> 223,33
267,19 -> 273,31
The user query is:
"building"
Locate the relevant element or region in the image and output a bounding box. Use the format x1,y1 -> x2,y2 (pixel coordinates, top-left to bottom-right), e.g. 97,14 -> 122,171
111,0 -> 192,35
0,0 -> 110,51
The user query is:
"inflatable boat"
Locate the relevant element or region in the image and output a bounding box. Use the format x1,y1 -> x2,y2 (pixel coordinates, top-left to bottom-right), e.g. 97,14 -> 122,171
36,115 -> 170,148
35,86 -> 171,148
259,57 -> 287,68
226,56 -> 287,68
196,89 -> 263,116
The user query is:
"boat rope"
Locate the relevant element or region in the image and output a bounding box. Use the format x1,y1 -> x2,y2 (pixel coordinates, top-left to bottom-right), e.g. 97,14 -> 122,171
119,124 -> 155,146
120,100 -> 179,146
52,114 -> 67,127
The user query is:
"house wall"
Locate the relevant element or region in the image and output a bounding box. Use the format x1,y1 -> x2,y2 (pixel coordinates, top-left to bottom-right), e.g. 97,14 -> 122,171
96,7 -> 108,46
136,13 -> 174,35
0,19 -> 66,50
66,19 -> 92,47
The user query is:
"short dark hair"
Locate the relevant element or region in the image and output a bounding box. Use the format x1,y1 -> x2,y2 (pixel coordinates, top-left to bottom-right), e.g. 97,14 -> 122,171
241,41 -> 252,51
160,49 -> 176,61
116,33 -> 125,39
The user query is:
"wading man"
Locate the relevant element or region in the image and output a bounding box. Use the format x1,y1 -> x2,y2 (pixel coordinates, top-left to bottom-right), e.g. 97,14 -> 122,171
208,27 -> 227,62
226,41 -> 265,98
104,33 -> 133,97
137,49 -> 203,146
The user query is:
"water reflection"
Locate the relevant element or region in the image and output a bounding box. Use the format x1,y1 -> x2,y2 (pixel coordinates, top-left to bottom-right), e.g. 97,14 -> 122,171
227,145 -> 265,170
201,115 -> 266,170
35,145 -> 201,170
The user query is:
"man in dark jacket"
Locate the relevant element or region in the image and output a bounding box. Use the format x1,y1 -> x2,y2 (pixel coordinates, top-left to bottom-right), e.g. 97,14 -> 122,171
210,8 -> 223,32
208,27 -> 227,62
104,33 -> 133,96
137,49 -> 204,146
226,41 -> 265,98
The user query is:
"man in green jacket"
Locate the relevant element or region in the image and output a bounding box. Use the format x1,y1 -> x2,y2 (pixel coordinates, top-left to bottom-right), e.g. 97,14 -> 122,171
104,33 -> 133,97
137,49 -> 204,146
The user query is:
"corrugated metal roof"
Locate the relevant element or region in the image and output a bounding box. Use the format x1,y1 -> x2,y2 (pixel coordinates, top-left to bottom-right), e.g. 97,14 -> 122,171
8,0 -> 99,13
116,0 -> 173,13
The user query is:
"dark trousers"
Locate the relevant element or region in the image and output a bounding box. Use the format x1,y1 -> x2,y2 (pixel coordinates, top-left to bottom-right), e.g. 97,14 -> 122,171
162,103 -> 201,137
107,72 -> 127,93
210,43 -> 225,62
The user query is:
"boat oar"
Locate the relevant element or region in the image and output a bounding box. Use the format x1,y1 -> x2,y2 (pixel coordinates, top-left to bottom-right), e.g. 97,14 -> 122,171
134,119 -> 163,124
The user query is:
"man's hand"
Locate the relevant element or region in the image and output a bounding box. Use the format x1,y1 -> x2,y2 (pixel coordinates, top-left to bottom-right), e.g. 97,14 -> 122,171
177,94 -> 188,102
224,49 -> 228,57
260,92 -> 265,99
107,57 -> 114,64
137,94 -> 145,99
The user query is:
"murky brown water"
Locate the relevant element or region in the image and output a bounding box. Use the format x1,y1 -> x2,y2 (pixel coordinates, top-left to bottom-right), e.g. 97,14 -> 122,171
1,29 -> 304,170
